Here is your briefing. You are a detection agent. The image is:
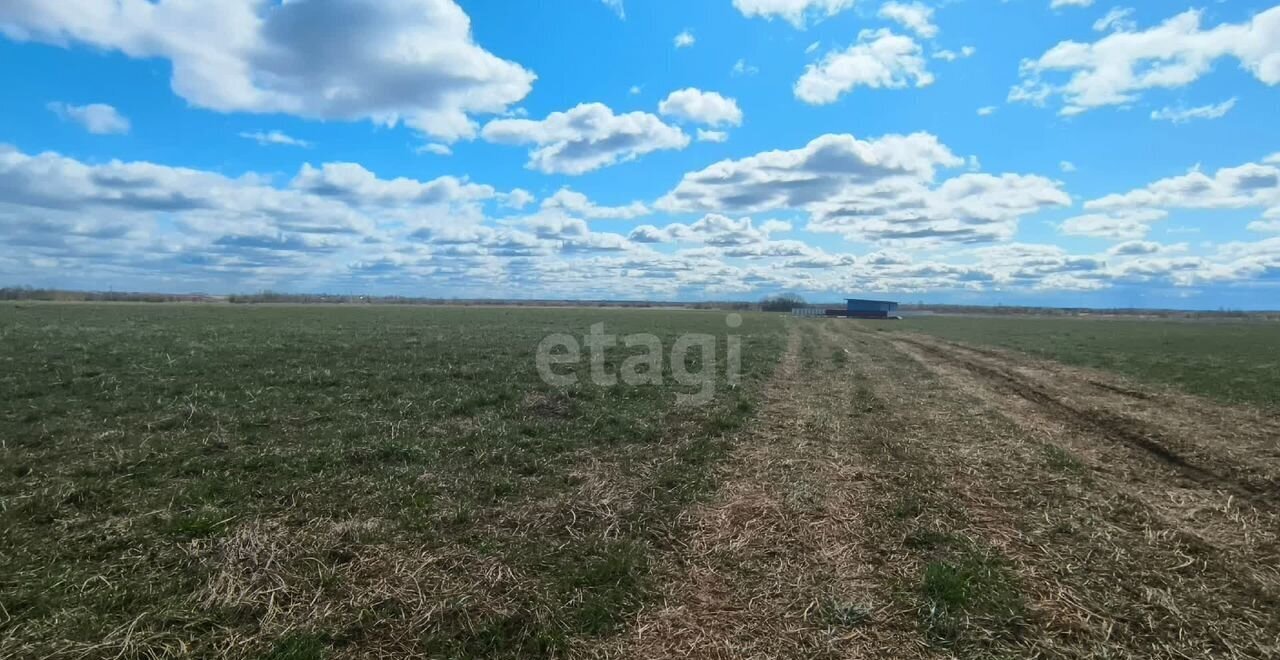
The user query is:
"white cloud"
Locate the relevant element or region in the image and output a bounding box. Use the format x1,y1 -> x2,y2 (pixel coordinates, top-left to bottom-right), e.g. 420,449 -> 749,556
659,132 -> 963,213
539,188 -> 649,219
878,2 -> 938,39
674,30 -> 695,48
1150,97 -> 1237,124
805,41 -> 821,54
659,132 -> 1069,245
415,143 -> 453,156
629,214 -> 790,247
977,105 -> 997,116
1078,158 -> 1280,251
1051,0 -> 1094,8
732,0 -> 855,29
1085,159 -> 1280,213
732,59 -> 760,76
808,172 -> 1072,244
481,102 -> 689,175
46,102 -> 130,134
0,143 -> 537,288
1107,240 -> 1164,256
933,46 -> 975,61
2,0 -> 535,141
1011,8 -> 1280,115
629,85 -> 642,95
696,129 -> 729,143
1059,209 -> 1166,239
1059,160 -> 1077,172
239,130 -> 312,148
795,29 -> 932,104
14,139 -> 1259,298
502,189 -> 534,209
601,0 -> 625,19
1093,7 -> 1136,32
658,88 -> 743,126
290,162 -> 497,207
1248,219 -> 1280,233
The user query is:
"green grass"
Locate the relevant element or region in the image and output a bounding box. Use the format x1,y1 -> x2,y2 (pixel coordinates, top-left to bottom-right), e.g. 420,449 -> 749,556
920,550 -> 1026,649
0,302 -> 785,657
888,316 -> 1280,407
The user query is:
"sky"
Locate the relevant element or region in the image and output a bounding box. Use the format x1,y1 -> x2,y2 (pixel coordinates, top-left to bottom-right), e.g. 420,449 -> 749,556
1,0 -> 1279,309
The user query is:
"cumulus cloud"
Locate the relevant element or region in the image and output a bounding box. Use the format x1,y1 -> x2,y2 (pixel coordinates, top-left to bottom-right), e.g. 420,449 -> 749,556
732,59 -> 760,76
1150,97 -> 1237,124
1093,7 -> 1136,32
46,102 -> 130,134
481,103 -> 689,174
659,132 -> 1069,246
1011,7 -> 1280,115
878,2 -> 938,39
290,162 -> 496,207
539,188 -> 649,219
1059,209 -> 1167,239
967,243 -> 1106,287
1108,240 -> 1167,256
660,132 -> 962,213
1059,160 -> 1077,172
795,29 -> 932,104
239,130 -> 312,148
696,129 -> 729,143
628,214 -> 792,247
0,144 -> 715,296
732,0 -> 854,28
808,172 -> 1072,244
1050,0 -> 1094,9
501,189 -> 535,210
1085,159 -> 1280,214
415,143 -> 453,156
0,143 -> 535,284
674,30 -> 695,48
2,0 -> 535,141
933,46 -> 975,61
977,105 -> 997,116
658,88 -> 743,126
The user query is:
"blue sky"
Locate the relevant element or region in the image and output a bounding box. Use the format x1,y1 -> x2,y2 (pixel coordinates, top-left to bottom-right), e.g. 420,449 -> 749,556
1,0 -> 1279,308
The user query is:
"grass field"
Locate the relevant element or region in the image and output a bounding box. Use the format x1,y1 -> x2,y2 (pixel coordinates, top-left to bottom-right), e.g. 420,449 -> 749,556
0,303 -> 784,657
888,315 -> 1280,407
2,303 -> 1278,658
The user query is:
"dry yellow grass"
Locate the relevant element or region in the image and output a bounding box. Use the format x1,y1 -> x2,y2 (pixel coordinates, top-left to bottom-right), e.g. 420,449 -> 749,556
595,319 -> 1279,658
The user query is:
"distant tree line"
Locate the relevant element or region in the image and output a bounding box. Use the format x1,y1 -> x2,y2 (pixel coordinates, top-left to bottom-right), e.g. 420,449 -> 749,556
760,293 -> 807,312
0,287 -> 211,303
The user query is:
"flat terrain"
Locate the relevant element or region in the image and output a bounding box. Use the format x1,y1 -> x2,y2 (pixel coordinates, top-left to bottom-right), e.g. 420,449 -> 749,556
2,304 -> 1278,658
894,315 -> 1280,407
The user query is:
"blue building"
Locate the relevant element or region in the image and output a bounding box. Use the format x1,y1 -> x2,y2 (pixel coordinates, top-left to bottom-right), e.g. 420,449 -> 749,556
845,298 -> 899,319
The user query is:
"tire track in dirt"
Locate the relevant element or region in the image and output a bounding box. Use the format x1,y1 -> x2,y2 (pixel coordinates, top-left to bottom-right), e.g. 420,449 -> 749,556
597,320 -> 1279,658
590,321 -> 933,659
844,324 -> 1280,658
902,332 -> 1280,473
889,334 -> 1279,509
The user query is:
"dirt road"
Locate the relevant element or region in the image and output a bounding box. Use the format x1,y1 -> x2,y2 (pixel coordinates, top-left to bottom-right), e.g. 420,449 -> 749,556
600,319 -> 1280,658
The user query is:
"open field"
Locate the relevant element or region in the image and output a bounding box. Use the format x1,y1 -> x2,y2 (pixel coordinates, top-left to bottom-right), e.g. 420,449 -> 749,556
3,303 -> 1279,658
0,303 -> 784,657
891,315 -> 1280,407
